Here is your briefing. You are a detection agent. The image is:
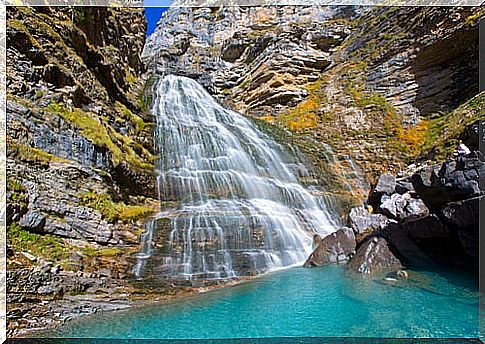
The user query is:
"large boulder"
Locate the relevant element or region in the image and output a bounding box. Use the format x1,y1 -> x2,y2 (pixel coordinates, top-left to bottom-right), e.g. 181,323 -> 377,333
348,236 -> 402,275
368,174 -> 396,208
411,156 -> 482,209
387,223 -> 434,267
405,214 -> 450,240
348,206 -> 390,235
441,196 -> 480,228
303,227 -> 356,267
380,193 -> 429,221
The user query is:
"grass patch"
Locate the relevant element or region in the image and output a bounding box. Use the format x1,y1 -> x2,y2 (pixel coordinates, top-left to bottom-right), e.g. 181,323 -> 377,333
82,246 -> 122,258
7,222 -> 71,262
80,191 -> 154,223
420,91 -> 485,160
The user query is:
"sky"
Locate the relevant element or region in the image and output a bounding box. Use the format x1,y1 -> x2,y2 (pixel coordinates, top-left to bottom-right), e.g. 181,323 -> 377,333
144,6 -> 169,36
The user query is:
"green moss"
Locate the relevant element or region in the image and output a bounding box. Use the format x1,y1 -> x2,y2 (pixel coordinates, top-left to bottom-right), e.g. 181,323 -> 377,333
137,76 -> 158,112
80,191 -> 154,224
7,177 -> 28,208
82,246 -> 122,258
9,141 -> 67,165
421,91 -> 485,161
115,101 -> 146,134
46,102 -> 154,170
7,19 -> 41,48
47,101 -> 118,153
7,222 -> 71,262
465,10 -> 483,26
125,69 -> 138,85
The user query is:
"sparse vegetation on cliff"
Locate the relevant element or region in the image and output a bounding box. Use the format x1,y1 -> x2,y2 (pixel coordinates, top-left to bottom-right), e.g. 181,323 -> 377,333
80,191 -> 155,224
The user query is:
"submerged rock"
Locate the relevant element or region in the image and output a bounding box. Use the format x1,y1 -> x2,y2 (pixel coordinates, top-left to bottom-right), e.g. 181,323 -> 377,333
303,227 -> 356,267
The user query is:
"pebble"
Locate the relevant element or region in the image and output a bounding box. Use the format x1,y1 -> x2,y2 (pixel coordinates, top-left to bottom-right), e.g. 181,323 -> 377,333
21,252 -> 37,262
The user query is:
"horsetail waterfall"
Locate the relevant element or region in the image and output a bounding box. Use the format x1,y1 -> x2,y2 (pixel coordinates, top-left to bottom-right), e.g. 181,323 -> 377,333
134,75 -> 339,281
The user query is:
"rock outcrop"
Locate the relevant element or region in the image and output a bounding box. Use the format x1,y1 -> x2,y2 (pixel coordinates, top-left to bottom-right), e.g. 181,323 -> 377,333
348,236 -> 402,275
144,6 -> 482,181
303,227 -> 356,267
347,153 -> 483,274
6,7 -> 160,337
305,152 -> 482,276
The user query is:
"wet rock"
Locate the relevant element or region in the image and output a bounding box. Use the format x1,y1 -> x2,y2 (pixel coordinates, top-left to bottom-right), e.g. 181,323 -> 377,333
303,227 -> 356,267
348,206 -> 390,234
349,236 -> 402,275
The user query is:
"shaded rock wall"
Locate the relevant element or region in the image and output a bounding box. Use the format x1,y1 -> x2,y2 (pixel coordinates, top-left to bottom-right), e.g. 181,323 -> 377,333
7,6 -> 155,243
6,7 -> 156,336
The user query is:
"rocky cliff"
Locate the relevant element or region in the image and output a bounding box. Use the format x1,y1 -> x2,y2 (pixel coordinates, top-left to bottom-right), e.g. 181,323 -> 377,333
144,6 -> 482,181
6,3 -> 483,337
6,6 -> 163,336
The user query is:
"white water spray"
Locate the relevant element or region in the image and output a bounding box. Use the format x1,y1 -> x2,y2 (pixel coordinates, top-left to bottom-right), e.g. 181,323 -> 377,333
134,75 -> 340,280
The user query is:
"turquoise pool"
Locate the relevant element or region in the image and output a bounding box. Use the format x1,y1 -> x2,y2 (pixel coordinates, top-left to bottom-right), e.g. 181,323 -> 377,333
47,265 -> 479,340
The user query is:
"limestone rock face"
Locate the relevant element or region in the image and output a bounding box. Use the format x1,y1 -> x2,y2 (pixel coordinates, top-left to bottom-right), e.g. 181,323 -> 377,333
144,6 -> 355,117
6,8 -> 156,336
7,6 -> 156,246
303,227 -> 356,267
144,6 -> 481,181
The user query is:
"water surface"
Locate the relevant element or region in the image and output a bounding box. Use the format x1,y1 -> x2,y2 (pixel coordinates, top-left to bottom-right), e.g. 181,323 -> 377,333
49,265 -> 478,339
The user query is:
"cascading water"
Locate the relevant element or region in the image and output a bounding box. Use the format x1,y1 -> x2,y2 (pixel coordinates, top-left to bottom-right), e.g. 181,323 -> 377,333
134,75 -> 340,281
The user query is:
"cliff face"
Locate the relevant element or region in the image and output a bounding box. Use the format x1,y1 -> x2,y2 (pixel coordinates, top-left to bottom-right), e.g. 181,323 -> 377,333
144,6 -> 482,181
6,4 -> 483,337
6,6 -> 158,335
7,6 -> 154,244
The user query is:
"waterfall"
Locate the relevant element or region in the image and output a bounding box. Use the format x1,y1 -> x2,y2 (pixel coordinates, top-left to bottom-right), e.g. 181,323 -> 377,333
134,75 -> 340,281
